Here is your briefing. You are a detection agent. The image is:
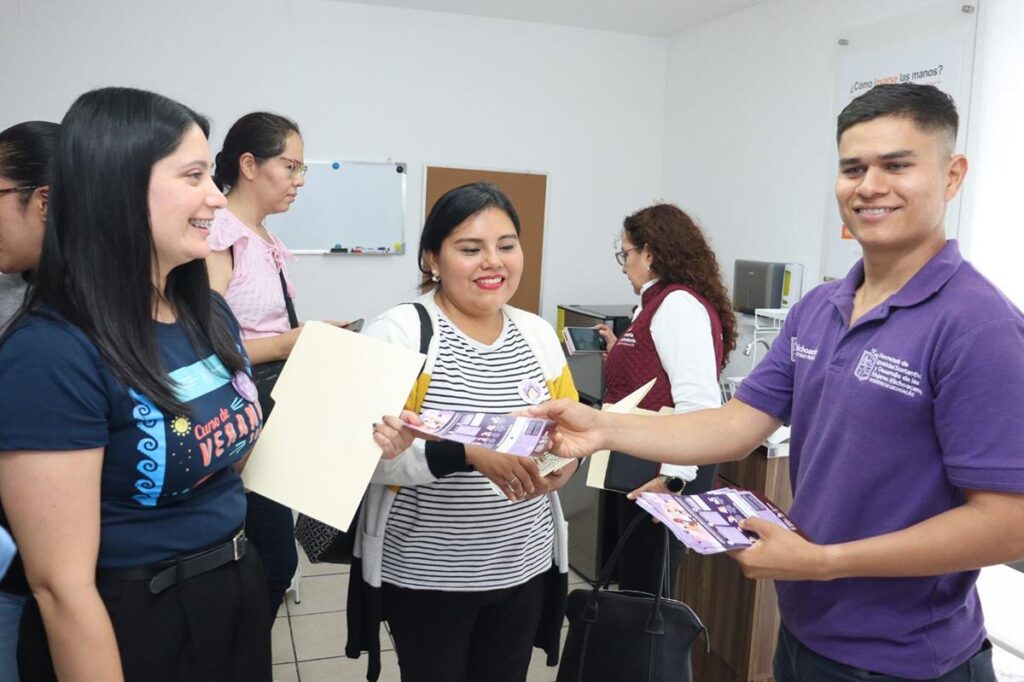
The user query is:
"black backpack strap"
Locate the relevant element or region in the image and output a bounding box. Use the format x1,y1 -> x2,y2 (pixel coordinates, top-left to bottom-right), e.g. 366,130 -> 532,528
410,302 -> 432,356
407,302 -> 470,478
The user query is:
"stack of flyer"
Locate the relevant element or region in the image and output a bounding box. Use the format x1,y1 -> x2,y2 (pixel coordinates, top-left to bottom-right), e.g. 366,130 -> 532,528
402,409 -> 554,455
636,488 -> 799,555
403,409 -> 577,479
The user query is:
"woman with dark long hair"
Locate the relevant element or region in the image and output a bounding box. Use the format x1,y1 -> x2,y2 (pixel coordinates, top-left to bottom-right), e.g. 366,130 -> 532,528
0,119 -> 60,682
597,202 -> 737,594
0,87 -> 270,681
348,183 -> 578,682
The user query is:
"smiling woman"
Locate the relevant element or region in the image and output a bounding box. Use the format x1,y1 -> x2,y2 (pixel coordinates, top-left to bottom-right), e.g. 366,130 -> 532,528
0,87 -> 270,682
148,125 -> 226,291
426,205 -> 525,339
347,183 -> 579,682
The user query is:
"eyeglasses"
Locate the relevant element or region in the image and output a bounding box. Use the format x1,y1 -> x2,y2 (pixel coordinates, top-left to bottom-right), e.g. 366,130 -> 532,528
614,247 -> 640,266
278,156 -> 308,179
0,185 -> 39,197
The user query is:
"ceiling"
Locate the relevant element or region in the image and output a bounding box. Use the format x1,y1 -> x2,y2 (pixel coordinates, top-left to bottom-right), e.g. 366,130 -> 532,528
335,0 -> 767,37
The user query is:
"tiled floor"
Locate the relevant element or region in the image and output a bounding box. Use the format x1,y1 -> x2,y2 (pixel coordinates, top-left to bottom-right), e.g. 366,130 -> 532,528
273,553 -> 1024,681
271,552 -> 587,682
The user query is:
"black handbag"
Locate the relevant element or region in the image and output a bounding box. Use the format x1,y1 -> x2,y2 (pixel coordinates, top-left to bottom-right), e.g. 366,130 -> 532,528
294,509 -> 358,564
250,270 -> 299,419
557,513 -> 708,682
293,302 -> 434,565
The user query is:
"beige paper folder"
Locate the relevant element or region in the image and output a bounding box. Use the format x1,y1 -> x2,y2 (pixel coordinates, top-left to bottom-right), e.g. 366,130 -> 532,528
242,321 -> 425,531
585,379 -> 657,490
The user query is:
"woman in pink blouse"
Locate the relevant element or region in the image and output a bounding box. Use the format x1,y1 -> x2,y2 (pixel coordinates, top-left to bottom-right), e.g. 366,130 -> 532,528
207,113 -> 305,361
206,112 -> 325,618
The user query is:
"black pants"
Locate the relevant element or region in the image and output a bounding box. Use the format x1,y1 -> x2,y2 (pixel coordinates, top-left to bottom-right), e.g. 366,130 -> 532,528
382,572 -> 546,682
18,549 -> 272,682
245,491 -> 298,617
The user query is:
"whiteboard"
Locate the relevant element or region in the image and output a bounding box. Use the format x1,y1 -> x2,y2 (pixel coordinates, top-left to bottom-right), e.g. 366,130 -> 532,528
267,160 -> 407,254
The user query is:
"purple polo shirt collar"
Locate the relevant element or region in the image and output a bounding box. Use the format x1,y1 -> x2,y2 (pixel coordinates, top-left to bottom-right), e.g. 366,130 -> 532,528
828,239 -> 964,326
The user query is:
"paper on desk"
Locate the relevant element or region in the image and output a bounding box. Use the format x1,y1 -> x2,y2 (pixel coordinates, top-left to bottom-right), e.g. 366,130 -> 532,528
242,321 -> 425,531
585,379 -> 657,490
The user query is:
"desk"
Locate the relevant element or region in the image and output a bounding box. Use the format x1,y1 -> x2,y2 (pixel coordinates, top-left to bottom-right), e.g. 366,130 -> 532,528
678,446 -> 791,682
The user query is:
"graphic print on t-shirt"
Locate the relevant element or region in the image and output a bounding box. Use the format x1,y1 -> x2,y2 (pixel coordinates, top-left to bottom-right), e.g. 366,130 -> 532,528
129,353 -> 261,507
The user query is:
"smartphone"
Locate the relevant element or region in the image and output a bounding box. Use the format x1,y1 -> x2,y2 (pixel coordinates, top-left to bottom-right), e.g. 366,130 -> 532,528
343,318 -> 365,333
562,326 -> 607,355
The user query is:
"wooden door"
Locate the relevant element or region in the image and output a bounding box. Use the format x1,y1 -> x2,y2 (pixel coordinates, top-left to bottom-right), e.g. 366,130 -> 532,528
423,166 -> 547,314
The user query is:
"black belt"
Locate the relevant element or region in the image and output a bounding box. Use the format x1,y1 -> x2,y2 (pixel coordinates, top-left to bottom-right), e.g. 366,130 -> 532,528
97,528 -> 247,595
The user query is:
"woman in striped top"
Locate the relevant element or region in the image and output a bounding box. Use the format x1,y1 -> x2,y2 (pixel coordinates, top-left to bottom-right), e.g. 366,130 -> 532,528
348,183 -> 579,682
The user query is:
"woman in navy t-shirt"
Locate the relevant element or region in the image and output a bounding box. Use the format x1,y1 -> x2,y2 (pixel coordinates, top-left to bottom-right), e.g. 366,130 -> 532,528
0,88 -> 270,682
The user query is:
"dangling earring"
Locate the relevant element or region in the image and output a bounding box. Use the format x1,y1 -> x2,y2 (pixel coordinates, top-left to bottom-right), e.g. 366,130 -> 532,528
431,271 -> 440,283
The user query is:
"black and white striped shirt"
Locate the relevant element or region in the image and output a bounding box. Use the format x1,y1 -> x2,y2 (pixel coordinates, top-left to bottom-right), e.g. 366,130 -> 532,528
381,313 -> 555,590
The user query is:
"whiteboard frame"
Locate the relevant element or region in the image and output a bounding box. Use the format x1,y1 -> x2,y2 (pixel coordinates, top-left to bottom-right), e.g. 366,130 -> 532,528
277,158 -> 408,255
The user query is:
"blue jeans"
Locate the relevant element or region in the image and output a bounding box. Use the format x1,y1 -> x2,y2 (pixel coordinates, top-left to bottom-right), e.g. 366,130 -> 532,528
774,623 -> 996,682
0,591 -> 26,682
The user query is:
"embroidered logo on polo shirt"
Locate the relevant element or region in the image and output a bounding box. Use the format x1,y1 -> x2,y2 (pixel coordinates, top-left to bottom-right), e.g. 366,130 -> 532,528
790,338 -> 818,362
617,331 -> 637,348
853,349 -> 878,380
854,348 -> 923,398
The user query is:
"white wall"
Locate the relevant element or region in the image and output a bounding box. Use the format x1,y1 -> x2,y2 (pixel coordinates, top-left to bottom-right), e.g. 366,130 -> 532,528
959,0 -> 1024,308
1,0 -> 667,323
661,0 -> 947,297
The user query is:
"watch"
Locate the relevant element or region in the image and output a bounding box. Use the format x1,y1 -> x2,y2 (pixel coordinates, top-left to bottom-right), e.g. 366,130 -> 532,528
662,475 -> 686,494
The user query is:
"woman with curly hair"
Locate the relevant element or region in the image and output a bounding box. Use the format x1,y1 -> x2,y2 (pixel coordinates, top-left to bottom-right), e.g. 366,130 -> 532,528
596,202 -> 737,594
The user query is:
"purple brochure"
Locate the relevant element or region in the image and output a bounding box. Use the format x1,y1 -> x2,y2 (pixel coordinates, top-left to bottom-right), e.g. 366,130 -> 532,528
403,410 -> 555,457
639,488 -> 798,555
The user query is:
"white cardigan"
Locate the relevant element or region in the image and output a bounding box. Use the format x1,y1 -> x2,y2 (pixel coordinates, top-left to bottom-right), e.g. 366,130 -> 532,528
353,291 -> 578,588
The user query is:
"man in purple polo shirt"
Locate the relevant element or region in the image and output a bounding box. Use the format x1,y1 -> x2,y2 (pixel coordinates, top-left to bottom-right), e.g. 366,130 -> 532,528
533,83 -> 1024,680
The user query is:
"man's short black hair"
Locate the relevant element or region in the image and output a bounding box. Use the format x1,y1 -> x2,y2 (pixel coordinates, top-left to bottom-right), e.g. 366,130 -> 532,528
837,83 -> 958,144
